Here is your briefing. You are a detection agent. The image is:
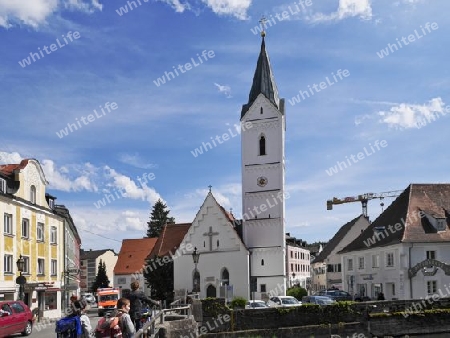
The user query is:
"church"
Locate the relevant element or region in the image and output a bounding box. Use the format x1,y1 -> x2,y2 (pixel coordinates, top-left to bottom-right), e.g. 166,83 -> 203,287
173,33 -> 287,301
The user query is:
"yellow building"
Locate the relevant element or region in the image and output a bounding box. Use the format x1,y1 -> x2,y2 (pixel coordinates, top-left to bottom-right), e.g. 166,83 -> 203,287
0,159 -> 67,319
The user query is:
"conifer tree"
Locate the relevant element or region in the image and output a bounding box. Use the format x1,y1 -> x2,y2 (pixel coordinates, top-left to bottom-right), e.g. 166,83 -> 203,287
91,260 -> 110,292
146,199 -> 175,238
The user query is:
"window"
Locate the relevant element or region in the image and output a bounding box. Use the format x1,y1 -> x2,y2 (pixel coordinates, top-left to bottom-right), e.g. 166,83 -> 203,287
4,255 -> 13,273
10,302 -> 25,313
259,135 -> 266,156
260,284 -> 266,293
336,264 -> 342,272
48,199 -> 54,209
217,239 -> 219,248
221,268 -> 229,286
44,292 -> 57,310
386,253 -> 394,267
327,264 -> 334,272
347,258 -> 353,271
117,277 -> 126,284
427,281 -> 437,294
30,185 -> 36,204
261,259 -> 264,266
0,178 -> 6,193
426,251 -> 436,260
38,258 -> 45,275
51,260 -> 57,276
37,222 -> 44,241
22,256 -> 30,274
4,213 -> 13,235
22,218 -> 30,239
290,251 -> 293,258
260,107 -> 263,114
51,226 -> 57,244
358,257 -> 365,270
372,254 -> 380,268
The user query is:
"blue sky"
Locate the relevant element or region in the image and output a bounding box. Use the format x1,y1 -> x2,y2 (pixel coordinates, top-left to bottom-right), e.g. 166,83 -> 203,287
1,0 -> 449,253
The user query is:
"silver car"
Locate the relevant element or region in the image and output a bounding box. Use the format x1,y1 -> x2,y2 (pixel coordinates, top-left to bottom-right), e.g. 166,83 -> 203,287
267,296 -> 302,307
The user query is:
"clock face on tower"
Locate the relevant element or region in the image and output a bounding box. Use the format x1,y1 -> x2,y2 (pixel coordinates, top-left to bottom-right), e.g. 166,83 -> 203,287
257,176 -> 268,187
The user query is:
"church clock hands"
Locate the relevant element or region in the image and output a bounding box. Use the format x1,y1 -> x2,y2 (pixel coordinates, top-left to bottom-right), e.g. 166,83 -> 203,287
257,176 -> 268,187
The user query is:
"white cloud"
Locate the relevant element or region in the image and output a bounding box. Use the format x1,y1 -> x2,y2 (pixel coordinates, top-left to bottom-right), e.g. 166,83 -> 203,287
0,0 -> 102,28
201,0 -> 251,20
157,0 -> 190,13
308,0 -> 372,23
41,159 -> 98,192
118,153 -> 158,170
105,166 -> 162,204
0,151 -> 23,164
214,82 -> 232,98
378,97 -> 447,130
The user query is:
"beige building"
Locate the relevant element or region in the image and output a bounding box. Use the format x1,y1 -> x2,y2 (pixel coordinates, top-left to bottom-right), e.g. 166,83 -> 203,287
0,159 -> 71,319
310,215 -> 370,292
80,249 -> 117,293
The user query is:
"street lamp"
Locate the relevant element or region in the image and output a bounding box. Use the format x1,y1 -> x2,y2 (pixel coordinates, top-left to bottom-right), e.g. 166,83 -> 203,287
291,272 -> 296,288
16,255 -> 27,301
192,247 -> 200,293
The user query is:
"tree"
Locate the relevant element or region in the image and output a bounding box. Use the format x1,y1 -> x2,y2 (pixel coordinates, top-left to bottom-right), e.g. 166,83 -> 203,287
143,256 -> 174,304
146,199 -> 175,238
287,286 -> 307,301
91,260 -> 110,292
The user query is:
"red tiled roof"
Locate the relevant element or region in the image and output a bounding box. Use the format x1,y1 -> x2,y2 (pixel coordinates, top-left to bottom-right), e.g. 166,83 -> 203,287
114,238 -> 158,275
148,223 -> 191,259
0,159 -> 29,176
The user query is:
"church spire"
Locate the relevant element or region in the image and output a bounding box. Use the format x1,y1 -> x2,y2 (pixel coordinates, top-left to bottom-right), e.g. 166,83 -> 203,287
241,25 -> 280,118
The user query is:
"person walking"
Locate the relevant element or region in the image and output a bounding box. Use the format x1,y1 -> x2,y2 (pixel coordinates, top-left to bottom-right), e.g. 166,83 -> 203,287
115,297 -> 136,338
128,281 -> 160,330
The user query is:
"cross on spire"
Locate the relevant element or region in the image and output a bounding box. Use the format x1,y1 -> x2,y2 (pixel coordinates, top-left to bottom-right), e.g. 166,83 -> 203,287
259,16 -> 267,37
203,226 -> 219,251
208,185 -> 212,192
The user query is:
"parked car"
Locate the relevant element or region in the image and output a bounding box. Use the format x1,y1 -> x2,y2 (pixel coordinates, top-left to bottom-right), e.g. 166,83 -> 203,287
354,295 -> 371,302
0,300 -> 34,337
302,295 -> 336,305
245,300 -> 269,309
267,296 -> 301,307
317,289 -> 353,301
82,294 -> 96,304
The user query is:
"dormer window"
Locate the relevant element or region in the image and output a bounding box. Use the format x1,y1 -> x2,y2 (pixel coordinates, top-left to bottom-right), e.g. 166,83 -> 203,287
436,218 -> 446,231
0,178 -> 5,193
259,135 -> 266,156
49,199 -> 54,209
30,185 -> 36,204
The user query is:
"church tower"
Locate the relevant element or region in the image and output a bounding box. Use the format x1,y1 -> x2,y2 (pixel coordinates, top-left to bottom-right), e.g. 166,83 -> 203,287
241,33 -> 286,299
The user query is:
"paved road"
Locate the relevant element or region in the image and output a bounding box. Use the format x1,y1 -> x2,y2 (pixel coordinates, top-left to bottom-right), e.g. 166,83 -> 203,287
25,307 -> 100,338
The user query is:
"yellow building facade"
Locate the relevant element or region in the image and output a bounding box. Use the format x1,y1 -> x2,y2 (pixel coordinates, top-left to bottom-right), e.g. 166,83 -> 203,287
0,159 -> 66,319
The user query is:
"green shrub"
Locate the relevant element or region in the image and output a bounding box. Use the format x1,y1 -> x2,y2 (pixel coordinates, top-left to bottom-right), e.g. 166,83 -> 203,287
286,286 -> 307,300
229,296 -> 247,309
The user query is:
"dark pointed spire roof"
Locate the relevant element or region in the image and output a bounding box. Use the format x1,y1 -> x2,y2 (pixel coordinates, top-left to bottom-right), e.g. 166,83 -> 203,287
241,37 -> 280,118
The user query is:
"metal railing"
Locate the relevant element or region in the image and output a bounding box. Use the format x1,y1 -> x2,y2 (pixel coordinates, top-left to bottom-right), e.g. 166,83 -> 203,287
136,304 -> 192,338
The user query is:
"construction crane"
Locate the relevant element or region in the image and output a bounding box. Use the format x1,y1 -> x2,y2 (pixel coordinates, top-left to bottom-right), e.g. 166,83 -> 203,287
326,190 -> 403,218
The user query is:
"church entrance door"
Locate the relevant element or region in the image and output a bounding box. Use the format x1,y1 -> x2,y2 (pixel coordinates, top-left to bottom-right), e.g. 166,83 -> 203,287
206,285 -> 217,298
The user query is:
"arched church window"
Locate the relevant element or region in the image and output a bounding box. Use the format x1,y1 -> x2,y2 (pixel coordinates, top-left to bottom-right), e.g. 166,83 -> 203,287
260,107 -> 263,114
259,135 -> 266,156
30,185 -> 36,204
217,239 -> 219,248
204,241 -> 205,248
261,259 -> 265,266
222,268 -> 229,286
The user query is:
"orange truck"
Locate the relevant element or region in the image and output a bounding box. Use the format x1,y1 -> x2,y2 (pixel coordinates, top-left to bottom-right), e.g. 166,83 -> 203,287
97,287 -> 120,316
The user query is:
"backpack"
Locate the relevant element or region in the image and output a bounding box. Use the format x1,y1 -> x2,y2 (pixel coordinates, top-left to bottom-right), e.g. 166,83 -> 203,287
55,315 -> 82,338
95,313 -> 123,338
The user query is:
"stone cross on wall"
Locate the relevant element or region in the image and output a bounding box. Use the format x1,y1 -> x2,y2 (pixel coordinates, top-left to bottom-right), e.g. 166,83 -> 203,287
203,226 -> 219,251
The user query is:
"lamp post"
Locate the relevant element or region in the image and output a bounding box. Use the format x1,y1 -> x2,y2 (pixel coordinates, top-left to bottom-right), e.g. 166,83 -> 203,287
16,255 -> 27,301
291,272 -> 296,288
192,247 -> 200,293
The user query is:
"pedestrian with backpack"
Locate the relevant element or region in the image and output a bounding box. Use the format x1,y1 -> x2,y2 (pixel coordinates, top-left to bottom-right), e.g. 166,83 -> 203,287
95,298 -> 135,338
128,281 -> 159,331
